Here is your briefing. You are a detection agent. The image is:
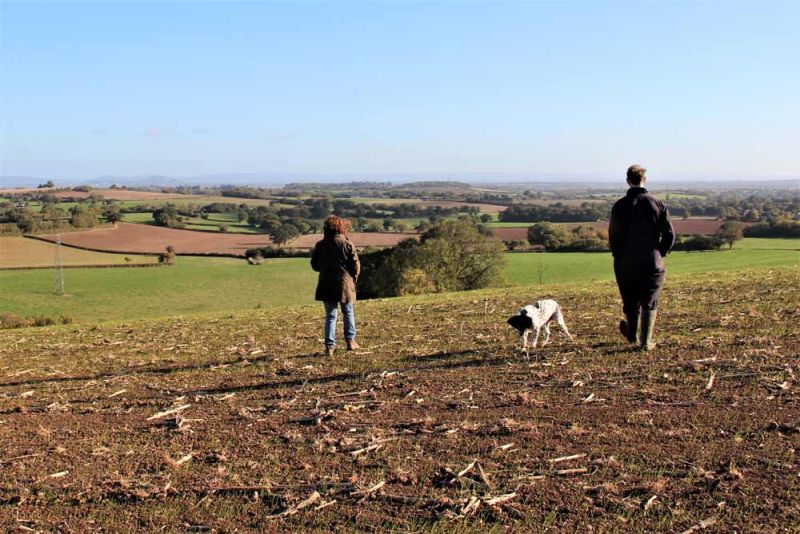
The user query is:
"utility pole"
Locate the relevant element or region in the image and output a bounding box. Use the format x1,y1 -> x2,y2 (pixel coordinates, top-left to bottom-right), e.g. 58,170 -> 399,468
53,217 -> 64,296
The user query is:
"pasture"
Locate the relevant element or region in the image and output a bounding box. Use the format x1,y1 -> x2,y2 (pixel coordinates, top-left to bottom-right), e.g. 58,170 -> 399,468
0,239 -> 796,324
504,238 -> 799,285
0,268 -> 797,531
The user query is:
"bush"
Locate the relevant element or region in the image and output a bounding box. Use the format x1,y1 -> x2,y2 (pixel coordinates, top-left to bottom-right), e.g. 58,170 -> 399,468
0,313 -> 75,329
527,223 -> 608,251
0,312 -> 27,329
245,247 -> 309,258
673,235 -> 724,251
744,219 -> 800,238
358,219 -> 505,298
159,246 -> 177,265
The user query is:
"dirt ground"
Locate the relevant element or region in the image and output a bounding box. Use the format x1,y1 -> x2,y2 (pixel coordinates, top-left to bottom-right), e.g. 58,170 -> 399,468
0,269 -> 798,532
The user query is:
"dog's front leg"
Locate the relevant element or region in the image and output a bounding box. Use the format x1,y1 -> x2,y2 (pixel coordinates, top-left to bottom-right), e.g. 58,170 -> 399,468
530,327 -> 541,349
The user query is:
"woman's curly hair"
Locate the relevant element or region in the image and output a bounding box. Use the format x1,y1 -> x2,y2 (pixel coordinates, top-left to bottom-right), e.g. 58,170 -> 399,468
323,215 -> 351,237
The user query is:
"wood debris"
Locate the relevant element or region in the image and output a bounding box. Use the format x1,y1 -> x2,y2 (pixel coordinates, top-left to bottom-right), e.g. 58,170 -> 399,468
147,404 -> 191,421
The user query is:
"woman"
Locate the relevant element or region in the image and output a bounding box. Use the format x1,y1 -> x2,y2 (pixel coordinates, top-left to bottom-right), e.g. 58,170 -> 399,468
310,215 -> 361,356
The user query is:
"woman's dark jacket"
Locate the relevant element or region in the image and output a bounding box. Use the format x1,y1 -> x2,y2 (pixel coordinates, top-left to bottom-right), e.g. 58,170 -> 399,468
311,233 -> 361,303
609,187 -> 676,272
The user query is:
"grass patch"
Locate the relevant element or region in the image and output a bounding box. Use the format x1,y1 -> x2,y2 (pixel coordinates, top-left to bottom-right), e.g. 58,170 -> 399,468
1,239 -> 796,324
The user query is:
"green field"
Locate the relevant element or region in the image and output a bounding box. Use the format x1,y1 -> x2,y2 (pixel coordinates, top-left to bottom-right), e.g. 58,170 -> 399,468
0,256 -> 316,322
505,237 -> 799,285
120,211 -> 260,233
1,238 -> 796,324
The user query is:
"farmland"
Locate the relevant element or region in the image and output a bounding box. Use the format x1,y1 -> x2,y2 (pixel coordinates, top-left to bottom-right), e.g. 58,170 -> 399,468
37,223 -> 275,256
25,217 -> 746,259
491,219 -> 742,240
0,237 -> 157,269
0,187 -> 197,201
34,223 -> 419,256
1,238 -> 796,324
0,268 -> 798,531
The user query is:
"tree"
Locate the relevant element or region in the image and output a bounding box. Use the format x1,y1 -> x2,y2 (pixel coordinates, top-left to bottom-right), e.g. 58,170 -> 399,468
153,204 -> 185,228
715,221 -> 744,249
527,223 -> 571,250
383,218 -> 395,231
103,205 -> 123,224
270,223 -> 300,246
70,205 -> 99,228
480,214 -> 493,224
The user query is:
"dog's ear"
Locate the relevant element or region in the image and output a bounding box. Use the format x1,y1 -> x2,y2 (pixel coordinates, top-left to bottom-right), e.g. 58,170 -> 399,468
507,315 -> 532,333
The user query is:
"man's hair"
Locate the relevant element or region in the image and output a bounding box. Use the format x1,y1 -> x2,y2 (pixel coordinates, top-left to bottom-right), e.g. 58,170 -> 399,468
323,215 -> 350,237
626,165 -> 647,185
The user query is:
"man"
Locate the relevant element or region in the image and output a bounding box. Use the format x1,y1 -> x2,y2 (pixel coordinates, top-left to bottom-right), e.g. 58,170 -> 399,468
311,215 -> 361,356
609,165 -> 675,350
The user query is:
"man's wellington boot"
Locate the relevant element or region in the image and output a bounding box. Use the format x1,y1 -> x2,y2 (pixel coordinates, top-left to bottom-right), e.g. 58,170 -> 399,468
619,311 -> 640,344
639,309 -> 658,351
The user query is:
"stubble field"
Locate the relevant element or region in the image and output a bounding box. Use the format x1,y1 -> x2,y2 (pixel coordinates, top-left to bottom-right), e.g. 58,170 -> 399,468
0,268 -> 798,532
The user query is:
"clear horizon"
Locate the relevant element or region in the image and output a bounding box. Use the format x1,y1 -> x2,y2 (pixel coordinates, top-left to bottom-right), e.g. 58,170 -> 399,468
2,1 -> 799,180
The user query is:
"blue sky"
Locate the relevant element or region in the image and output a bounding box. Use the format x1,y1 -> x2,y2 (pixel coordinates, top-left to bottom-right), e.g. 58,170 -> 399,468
1,1 -> 798,182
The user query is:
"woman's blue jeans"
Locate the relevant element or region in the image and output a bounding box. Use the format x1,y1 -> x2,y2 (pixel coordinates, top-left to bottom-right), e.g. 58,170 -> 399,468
324,301 -> 356,347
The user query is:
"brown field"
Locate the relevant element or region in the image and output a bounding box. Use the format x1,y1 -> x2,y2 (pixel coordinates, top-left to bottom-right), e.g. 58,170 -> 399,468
37,223 -> 274,256
355,198 -> 508,213
32,218 -> 742,259
0,188 -> 195,201
36,224 -> 417,256
289,232 -> 419,249
517,198 -> 608,207
0,269 -> 797,531
491,219 -> 737,241
0,236 -> 157,268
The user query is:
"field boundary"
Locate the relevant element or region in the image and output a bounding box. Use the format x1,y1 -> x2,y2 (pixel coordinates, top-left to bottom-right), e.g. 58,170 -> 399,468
0,262 -> 164,272
26,235 -> 249,259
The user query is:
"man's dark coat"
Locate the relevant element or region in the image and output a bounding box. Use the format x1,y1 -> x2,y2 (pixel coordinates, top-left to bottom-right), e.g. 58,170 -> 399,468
609,187 -> 675,312
311,233 -> 361,303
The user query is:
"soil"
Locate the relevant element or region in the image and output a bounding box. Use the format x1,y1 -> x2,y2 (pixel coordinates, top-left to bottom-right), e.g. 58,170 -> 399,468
0,269 -> 797,532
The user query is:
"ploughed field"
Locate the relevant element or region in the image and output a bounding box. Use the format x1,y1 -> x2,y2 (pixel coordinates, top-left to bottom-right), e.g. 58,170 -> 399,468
36,223 -> 418,256
34,218 -> 737,258
492,219 -> 741,241
37,223 -> 275,256
1,268 -> 798,532
0,237 -> 157,269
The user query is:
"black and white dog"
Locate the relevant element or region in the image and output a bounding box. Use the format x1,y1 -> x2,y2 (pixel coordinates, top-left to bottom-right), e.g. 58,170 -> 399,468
507,299 -> 574,350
